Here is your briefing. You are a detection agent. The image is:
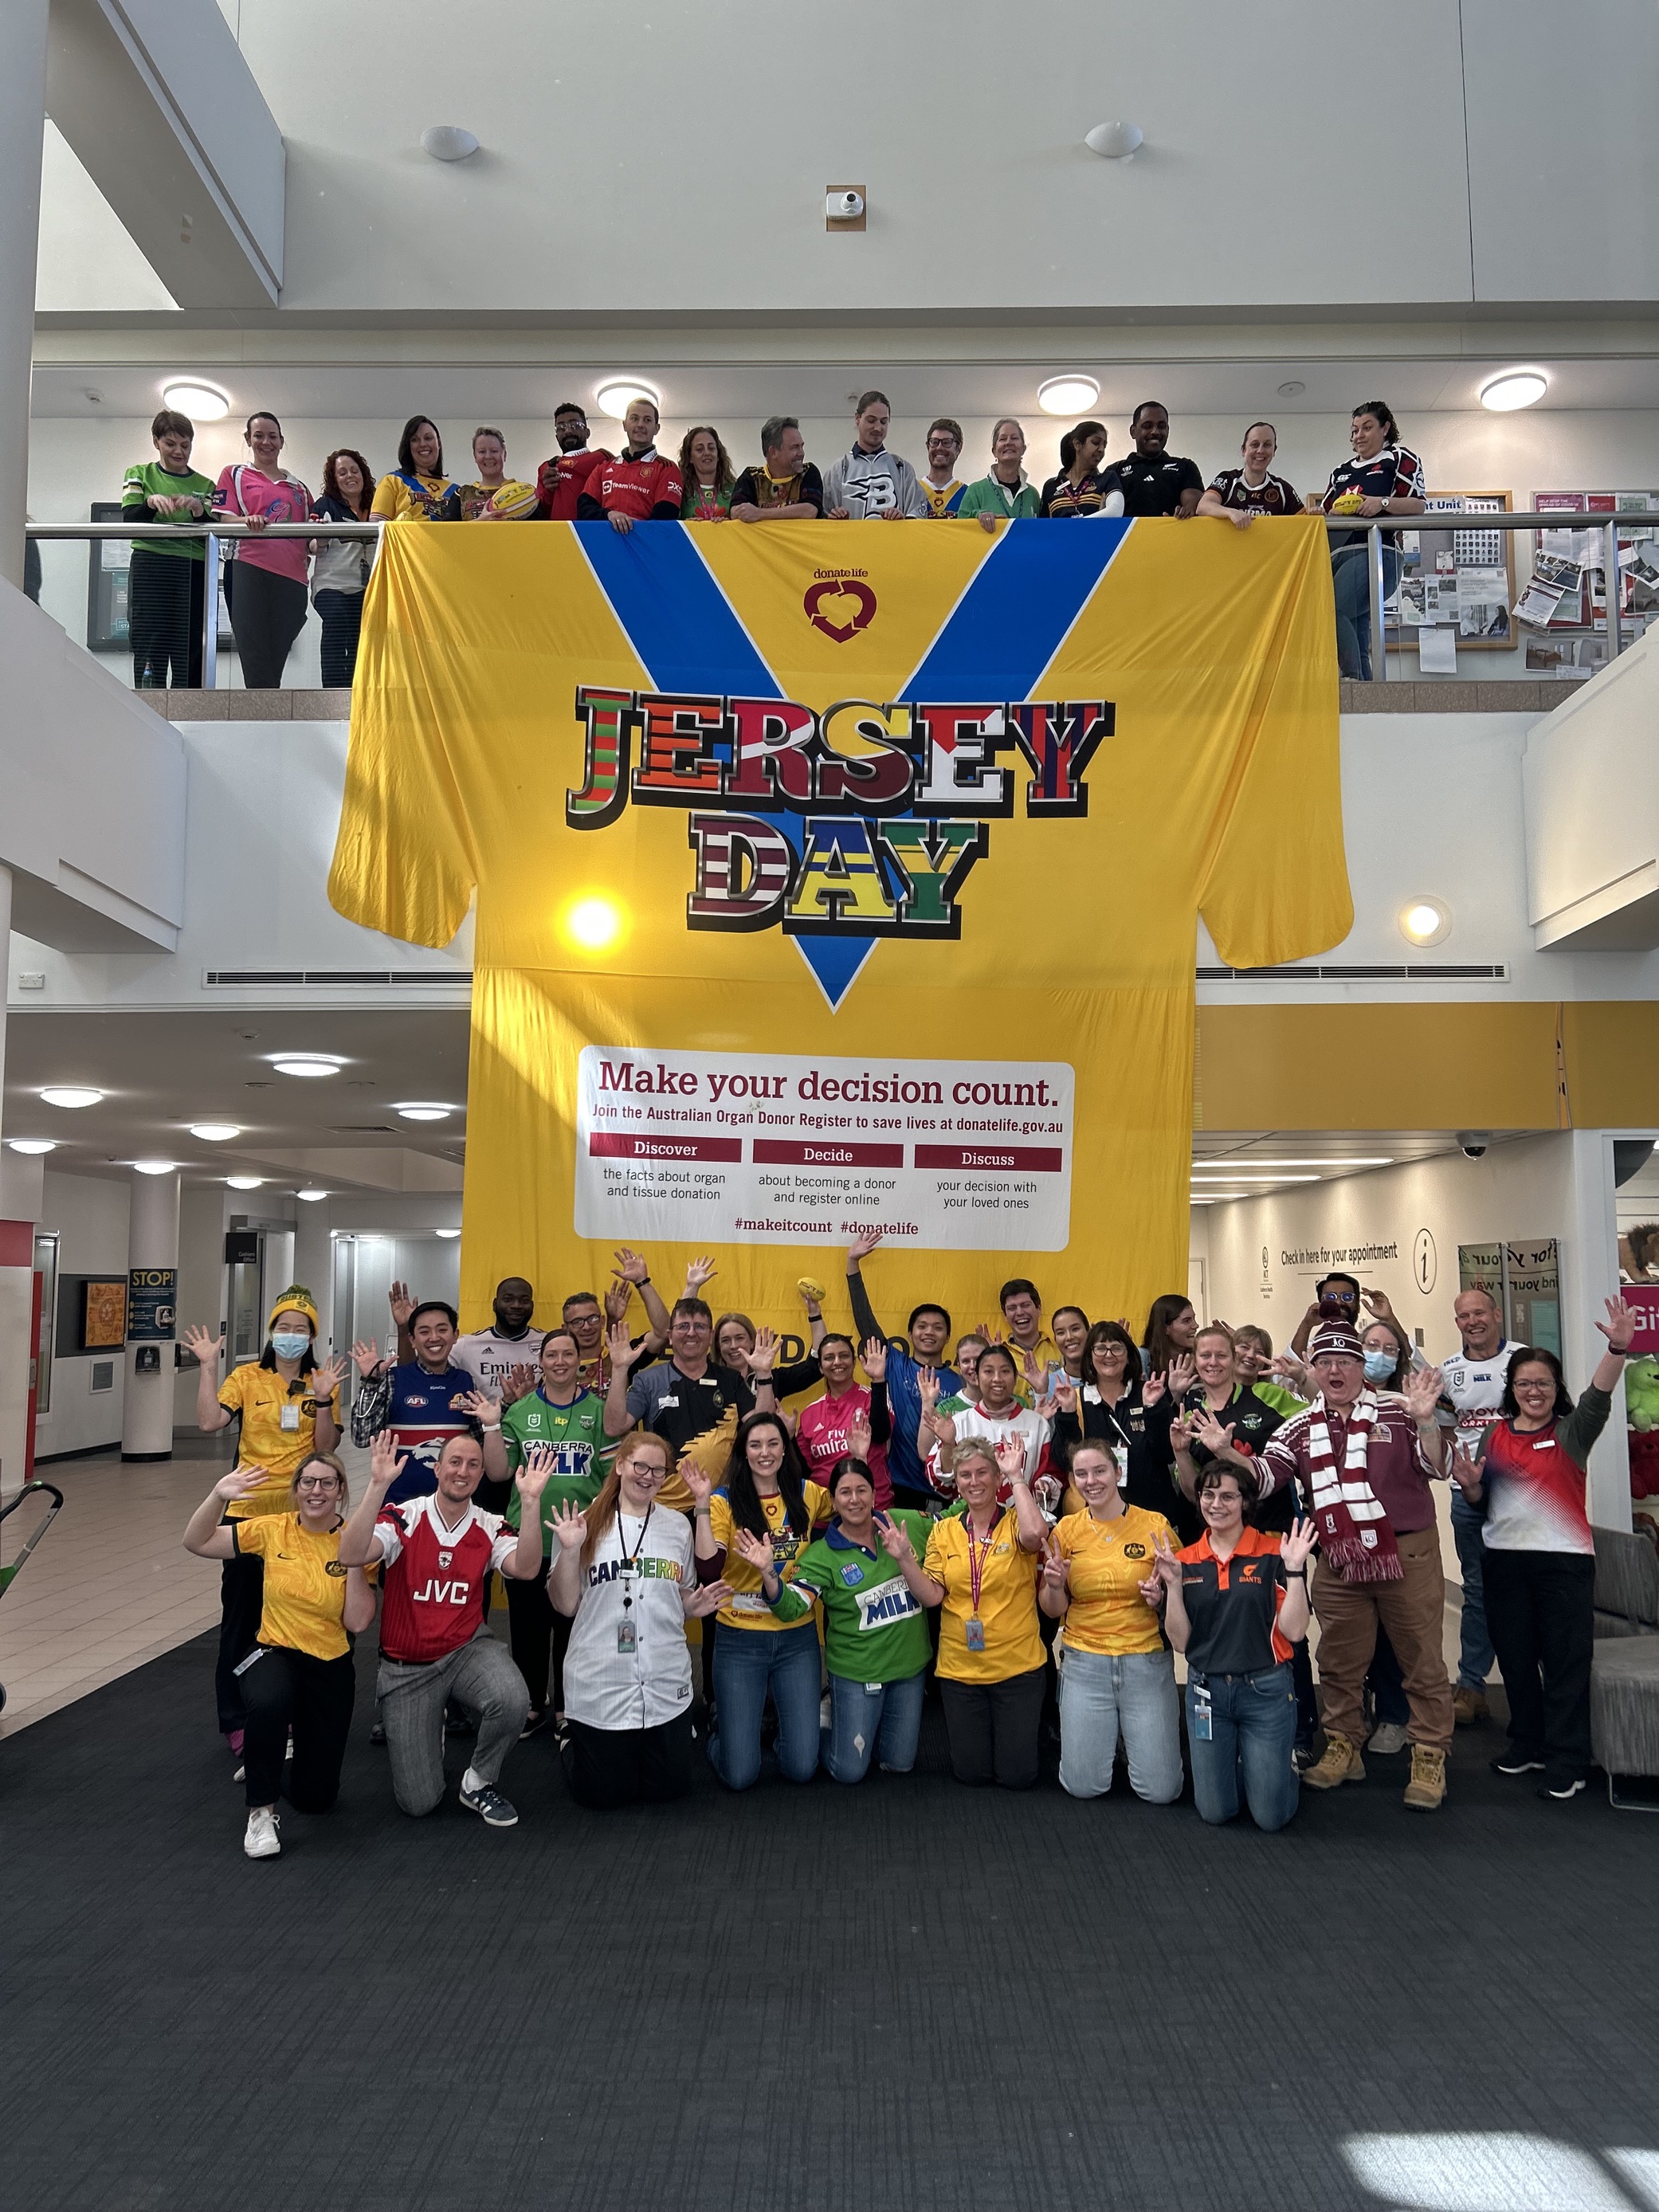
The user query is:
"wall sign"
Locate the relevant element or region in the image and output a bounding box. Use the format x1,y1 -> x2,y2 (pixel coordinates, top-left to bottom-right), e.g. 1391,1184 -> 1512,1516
127,1266 -> 178,1343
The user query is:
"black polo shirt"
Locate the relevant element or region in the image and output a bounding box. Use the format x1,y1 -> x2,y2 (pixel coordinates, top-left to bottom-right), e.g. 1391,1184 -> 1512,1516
1104,453 -> 1204,517
1175,1526 -> 1292,1677
625,1358 -> 755,1453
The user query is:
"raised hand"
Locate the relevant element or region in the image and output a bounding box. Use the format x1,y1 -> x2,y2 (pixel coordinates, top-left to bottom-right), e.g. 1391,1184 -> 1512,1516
679,1459 -> 712,1511
603,1280 -> 633,1324
1272,1352 -> 1310,1389
1168,1414 -> 1195,1455
1402,1363 -> 1445,1422
458,1389 -> 503,1425
388,1279 -> 414,1328
1193,1412 -> 1237,1457
549,1497 -> 588,1551
861,1335 -> 888,1383
684,1579 -> 733,1618
1281,1515 -> 1318,1575
1138,1571 -> 1165,1608
368,1432 -> 408,1492
501,1362 -> 536,1405
922,1406 -> 957,1447
182,1322 -> 221,1367
1165,1352 -> 1197,1402
845,1415 -> 873,1462
994,1433 -> 1028,1481
351,1337 -> 382,1379
1021,1347 -> 1045,1393
684,1254 -> 717,1292
732,1527 -> 777,1578
876,1515 -> 916,1562
1448,1441 -> 1484,1499
612,1247 -> 650,1285
517,1443 -> 555,1504
1148,1528 -> 1184,1592
213,1465 -> 271,1504
608,1319 -> 641,1372
1053,1377 -> 1078,1415
308,1352 -> 347,1402
1034,1390 -> 1060,1422
1040,1535 -> 1068,1592
917,1366 -> 941,1410
747,1327 -> 779,1378
845,1230 -> 884,1265
1143,1369 -> 1169,1409
1360,1287 -> 1397,1320
1598,1296 -> 1637,1354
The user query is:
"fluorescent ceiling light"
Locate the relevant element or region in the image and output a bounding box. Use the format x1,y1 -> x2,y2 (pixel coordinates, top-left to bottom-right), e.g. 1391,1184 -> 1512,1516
7,1138 -> 56,1155
1194,1156 -> 1394,1168
190,1122 -> 242,1142
132,1159 -> 177,1175
1038,375 -> 1100,416
1190,1173 -> 1322,1182
269,1054 -> 343,1078
226,1175 -> 264,1190
40,1086 -> 103,1108
594,378 -> 659,418
1480,370 -> 1547,412
162,378 -> 229,422
434,1228 -> 461,1238
296,1188 -> 329,1202
394,1103 -> 452,1122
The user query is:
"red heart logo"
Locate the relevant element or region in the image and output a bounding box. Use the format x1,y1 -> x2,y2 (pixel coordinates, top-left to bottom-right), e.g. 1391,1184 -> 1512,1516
803,578 -> 877,643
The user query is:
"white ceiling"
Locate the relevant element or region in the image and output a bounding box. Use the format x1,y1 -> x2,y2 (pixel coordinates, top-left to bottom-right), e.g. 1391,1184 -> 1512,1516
1190,1129 -> 1533,1203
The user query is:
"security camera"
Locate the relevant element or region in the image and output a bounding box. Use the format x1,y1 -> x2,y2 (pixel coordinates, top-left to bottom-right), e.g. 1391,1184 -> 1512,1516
826,189 -> 864,220
1457,1133 -> 1488,1159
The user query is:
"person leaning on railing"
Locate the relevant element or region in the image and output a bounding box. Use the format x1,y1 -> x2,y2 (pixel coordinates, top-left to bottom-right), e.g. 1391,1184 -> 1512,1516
211,410 -> 315,688
1318,399 -> 1426,680
122,407 -> 214,688
310,447 -> 378,687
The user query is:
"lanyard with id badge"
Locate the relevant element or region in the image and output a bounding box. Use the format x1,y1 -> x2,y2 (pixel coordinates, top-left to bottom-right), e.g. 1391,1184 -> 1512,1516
1190,1675 -> 1213,1740
964,1518 -> 998,1653
280,1398 -> 300,1433
615,1506 -> 652,1654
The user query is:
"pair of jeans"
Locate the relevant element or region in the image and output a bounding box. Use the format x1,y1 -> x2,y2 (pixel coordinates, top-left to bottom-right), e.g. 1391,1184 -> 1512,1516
563,1709 -> 695,1807
822,1669 -> 926,1783
376,1626 -> 529,1816
238,1642 -> 355,1810
937,1665 -> 1046,1788
1331,543 -> 1402,679
1481,1547 -> 1594,1785
1186,1663 -> 1299,1830
1451,1492 -> 1496,1689
707,1620 -> 822,1790
1056,1646 -> 1183,1802
314,586 -> 364,687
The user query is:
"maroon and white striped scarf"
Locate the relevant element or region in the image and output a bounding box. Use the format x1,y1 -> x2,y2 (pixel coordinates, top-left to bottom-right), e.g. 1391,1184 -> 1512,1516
1304,1392 -> 1403,1583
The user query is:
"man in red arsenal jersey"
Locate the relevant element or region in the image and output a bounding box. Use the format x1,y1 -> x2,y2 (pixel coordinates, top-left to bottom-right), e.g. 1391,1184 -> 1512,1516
535,402 -> 610,521
577,396 -> 684,532
339,1431 -> 551,1826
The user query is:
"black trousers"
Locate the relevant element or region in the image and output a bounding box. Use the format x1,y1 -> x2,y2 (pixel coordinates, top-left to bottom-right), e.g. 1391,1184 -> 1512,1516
216,1547 -> 265,1734
938,1665 -> 1046,1789
229,564 -> 308,687
240,1643 -> 356,1810
563,1709 -> 695,1808
505,1571 -> 573,1714
314,586 -> 364,687
129,547 -> 206,688
1482,1546 -> 1595,1783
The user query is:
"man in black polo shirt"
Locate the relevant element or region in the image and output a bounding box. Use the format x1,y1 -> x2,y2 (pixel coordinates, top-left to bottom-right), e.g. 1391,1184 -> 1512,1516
1102,402 -> 1203,518
602,1296 -> 779,1506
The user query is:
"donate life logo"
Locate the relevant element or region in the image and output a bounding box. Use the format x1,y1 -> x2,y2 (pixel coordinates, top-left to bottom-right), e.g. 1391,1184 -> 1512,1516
803,571 -> 877,643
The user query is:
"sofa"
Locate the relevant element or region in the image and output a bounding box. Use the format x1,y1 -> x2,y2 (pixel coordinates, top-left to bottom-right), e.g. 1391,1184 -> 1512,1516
1590,1524 -> 1659,1809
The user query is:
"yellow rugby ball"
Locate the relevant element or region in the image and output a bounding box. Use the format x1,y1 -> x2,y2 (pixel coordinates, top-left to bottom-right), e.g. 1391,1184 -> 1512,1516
797,1276 -> 827,1304
1329,491 -> 1366,516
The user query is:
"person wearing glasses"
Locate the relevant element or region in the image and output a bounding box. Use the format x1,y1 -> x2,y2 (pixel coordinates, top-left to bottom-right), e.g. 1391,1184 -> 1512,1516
182,1452 -> 376,1859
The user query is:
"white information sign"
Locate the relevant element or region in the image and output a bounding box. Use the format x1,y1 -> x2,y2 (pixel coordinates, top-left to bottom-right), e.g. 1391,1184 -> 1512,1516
574,1045 -> 1074,1250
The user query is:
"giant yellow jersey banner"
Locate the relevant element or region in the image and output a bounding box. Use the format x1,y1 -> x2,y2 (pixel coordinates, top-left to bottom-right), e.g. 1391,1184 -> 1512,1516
328,516 -> 1350,1340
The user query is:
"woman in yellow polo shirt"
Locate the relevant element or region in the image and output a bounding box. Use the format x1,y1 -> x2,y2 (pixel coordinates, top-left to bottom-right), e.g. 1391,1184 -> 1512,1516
183,1450 -> 375,1859
182,1284 -> 347,1754
882,1434 -> 1047,1787
1041,1438 -> 1182,1803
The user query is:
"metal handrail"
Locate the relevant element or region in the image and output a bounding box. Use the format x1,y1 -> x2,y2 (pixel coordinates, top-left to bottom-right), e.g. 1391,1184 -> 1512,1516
25,510 -> 1637,689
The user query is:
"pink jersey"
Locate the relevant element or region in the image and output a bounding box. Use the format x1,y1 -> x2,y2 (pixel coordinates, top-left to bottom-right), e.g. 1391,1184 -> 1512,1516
797,1385 -> 890,1507
375,1493 -> 516,1663
213,464 -> 312,582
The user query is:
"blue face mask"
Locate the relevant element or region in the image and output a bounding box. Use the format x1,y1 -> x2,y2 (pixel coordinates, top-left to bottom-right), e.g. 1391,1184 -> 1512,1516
271,1331 -> 310,1361
1363,1349 -> 1396,1383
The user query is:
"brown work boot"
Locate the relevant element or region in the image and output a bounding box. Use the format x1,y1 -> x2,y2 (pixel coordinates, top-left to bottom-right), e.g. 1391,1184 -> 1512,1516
1452,1686 -> 1488,1726
1302,1732 -> 1366,1790
1403,1744 -> 1447,1810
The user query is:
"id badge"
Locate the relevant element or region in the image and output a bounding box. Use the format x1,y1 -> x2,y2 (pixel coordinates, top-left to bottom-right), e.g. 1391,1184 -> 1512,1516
965,1616 -> 986,1653
1192,1684 -> 1213,1742
232,1646 -> 267,1677
617,1614 -> 638,1655
1112,1444 -> 1129,1488
280,1402 -> 300,1433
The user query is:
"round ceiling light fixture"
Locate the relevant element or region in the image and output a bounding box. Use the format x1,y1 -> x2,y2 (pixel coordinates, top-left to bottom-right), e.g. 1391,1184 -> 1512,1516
393,1102 -> 453,1122
162,378 -> 230,422
269,1053 -> 344,1079
190,1122 -> 242,1142
40,1086 -> 104,1109
594,378 -> 660,420
421,124 -> 479,163
296,1187 -> 330,1202
1037,375 -> 1100,417
434,1228 -> 461,1239
132,1159 -> 178,1176
1399,896 -> 1452,947
7,1138 -> 56,1155
226,1175 -> 264,1190
1480,370 -> 1547,413
1084,120 -> 1143,160
1277,380 -> 1306,399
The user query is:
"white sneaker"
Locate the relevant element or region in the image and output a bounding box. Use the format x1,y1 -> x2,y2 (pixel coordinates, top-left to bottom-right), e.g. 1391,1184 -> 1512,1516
1367,1721 -> 1410,1755
244,1808 -> 281,1859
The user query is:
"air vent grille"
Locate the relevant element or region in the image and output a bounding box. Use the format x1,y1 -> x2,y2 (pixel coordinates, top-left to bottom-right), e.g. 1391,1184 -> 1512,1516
203,969 -> 472,986
1198,963 -> 1508,982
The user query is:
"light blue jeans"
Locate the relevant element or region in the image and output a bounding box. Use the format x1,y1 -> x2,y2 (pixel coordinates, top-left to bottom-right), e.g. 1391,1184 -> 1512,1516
707,1620 -> 822,1791
822,1670 -> 927,1783
1331,543 -> 1402,680
1186,1663 -> 1300,1832
1057,1646 -> 1183,1802
1451,1492 -> 1495,1690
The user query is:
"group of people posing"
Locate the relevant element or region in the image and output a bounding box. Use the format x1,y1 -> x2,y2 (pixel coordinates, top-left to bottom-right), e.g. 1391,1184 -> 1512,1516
179,1235 -> 1632,1859
120,390 -> 1422,694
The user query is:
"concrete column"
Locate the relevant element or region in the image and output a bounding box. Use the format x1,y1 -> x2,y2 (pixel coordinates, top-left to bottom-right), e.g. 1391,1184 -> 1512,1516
0,2 -> 49,590
121,1167 -> 181,1461
292,1202 -> 335,1354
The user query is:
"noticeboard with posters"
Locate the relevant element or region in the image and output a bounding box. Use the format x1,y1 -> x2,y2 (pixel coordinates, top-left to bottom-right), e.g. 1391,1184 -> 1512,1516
1517,491 -> 1659,674
1386,492 -> 1516,654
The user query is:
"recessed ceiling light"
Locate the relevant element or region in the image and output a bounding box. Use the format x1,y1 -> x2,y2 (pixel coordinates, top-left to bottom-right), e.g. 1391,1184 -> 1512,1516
434,1228 -> 461,1239
393,1102 -> 453,1122
269,1054 -> 344,1078
7,1138 -> 56,1155
1192,1156 -> 1395,1169
296,1188 -> 330,1202
226,1175 -> 264,1190
132,1159 -> 177,1175
594,378 -> 659,419
1038,375 -> 1100,417
421,124 -> 480,162
161,378 -> 230,422
1480,370 -> 1547,413
1084,120 -> 1143,159
41,1086 -> 103,1108
1399,896 -> 1450,947
190,1122 -> 243,1142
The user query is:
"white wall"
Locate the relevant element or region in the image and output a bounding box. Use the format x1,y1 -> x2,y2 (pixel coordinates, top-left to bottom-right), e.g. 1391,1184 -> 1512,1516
35,1166 -> 129,1458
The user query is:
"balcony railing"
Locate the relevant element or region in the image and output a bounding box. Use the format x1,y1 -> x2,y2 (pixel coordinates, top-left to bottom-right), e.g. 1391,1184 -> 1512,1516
20,512 -> 1645,691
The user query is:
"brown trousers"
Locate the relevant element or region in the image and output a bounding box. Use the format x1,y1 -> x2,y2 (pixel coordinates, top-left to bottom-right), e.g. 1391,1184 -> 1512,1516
1312,1526 -> 1454,1754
